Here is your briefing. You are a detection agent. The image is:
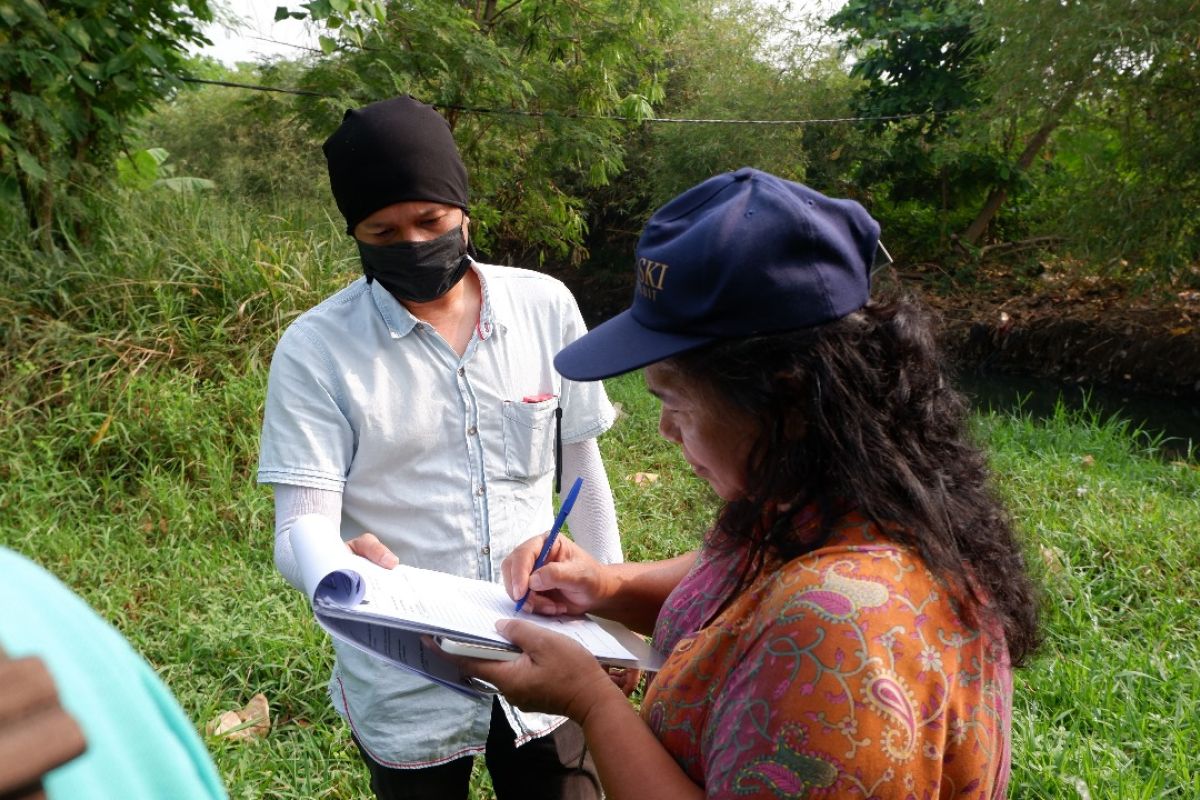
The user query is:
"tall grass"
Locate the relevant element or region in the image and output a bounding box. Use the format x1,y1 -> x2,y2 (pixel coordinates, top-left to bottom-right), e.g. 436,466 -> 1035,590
2,191 -> 1197,798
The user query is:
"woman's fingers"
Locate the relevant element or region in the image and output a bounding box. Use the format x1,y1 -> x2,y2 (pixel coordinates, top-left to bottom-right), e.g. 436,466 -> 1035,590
501,536 -> 608,616
450,619 -> 616,720
608,667 -> 643,696
502,534 -> 553,599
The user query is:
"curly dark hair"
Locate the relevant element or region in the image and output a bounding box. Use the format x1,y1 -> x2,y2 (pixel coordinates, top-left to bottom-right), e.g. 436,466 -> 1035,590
669,296 -> 1041,667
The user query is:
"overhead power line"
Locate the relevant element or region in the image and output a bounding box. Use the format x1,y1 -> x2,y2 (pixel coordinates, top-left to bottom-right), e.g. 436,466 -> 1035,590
441,102 -> 939,125
178,75 -> 332,98
175,76 -> 946,125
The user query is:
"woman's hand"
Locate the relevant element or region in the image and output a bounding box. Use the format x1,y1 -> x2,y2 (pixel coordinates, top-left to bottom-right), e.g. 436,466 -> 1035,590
502,534 -> 612,617
446,619 -> 624,722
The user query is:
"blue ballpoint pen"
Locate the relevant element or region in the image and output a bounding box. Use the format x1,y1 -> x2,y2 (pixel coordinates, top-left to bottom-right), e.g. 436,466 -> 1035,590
514,476 -> 583,613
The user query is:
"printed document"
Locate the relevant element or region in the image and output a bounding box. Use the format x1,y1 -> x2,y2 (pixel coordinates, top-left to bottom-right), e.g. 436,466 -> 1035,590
290,514 -> 663,697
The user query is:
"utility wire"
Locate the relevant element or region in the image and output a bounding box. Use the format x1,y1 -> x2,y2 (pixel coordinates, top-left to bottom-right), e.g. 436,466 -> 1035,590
441,102 -> 939,125
175,76 -> 947,125
244,34 -> 323,55
178,75 -> 333,98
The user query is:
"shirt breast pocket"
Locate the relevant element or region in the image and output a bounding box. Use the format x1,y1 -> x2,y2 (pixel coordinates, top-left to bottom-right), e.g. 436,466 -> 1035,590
501,398 -> 558,481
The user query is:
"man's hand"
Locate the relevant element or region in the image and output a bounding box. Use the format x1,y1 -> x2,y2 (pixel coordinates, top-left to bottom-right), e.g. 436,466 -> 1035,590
346,533 -> 399,569
607,667 -> 643,697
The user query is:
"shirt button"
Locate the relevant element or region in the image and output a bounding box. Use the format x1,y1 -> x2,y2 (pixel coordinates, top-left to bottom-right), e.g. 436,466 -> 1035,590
457,367 -> 465,376
467,425 -> 478,436
481,546 -> 491,555
475,486 -> 485,496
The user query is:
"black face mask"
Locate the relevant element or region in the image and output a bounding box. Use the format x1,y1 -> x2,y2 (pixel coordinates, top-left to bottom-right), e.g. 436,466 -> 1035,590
358,224 -> 470,303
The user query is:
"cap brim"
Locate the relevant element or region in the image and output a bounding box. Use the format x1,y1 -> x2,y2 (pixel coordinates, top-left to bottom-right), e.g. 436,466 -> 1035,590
554,309 -> 716,381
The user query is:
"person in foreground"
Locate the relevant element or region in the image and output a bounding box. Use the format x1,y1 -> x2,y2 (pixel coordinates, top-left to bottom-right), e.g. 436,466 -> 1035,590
0,547 -> 226,799
449,167 -> 1041,798
258,95 -> 623,799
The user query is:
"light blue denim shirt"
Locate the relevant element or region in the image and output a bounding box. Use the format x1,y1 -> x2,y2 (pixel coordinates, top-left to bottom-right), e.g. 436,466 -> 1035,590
258,262 -> 616,766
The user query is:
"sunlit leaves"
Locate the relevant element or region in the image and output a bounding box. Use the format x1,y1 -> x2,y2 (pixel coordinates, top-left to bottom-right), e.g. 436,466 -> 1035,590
116,146 -> 170,190
975,0 -> 1200,275
115,146 -> 214,194
0,0 -> 216,245
280,0 -> 681,264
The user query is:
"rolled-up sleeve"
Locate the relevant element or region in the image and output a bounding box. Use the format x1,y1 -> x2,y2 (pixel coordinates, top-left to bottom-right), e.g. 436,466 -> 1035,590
257,324 -> 354,491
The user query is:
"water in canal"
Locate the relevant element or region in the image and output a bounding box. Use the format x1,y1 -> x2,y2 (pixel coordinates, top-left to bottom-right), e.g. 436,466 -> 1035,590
954,369 -> 1199,462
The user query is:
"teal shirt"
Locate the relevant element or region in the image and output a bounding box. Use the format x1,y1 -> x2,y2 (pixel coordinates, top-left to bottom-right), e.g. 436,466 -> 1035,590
0,548 -> 226,799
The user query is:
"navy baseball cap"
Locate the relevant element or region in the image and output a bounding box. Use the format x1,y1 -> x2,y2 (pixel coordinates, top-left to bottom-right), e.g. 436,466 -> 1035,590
555,168 -> 883,381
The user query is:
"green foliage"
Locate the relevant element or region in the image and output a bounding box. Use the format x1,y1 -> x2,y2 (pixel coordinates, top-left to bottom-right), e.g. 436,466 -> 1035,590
825,0 -> 1200,275
2,188 -> 1199,796
116,146 -> 170,190
963,0 -> 1200,270
632,0 -> 859,210
0,0 -> 214,247
829,0 -> 1004,253
138,60 -> 332,213
115,146 -> 215,193
577,0 -> 876,280
277,0 -> 681,265
992,0 -> 1200,279
830,0 -> 986,119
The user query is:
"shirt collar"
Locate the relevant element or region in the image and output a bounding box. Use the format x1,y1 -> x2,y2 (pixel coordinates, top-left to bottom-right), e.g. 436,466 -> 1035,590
367,260 -> 503,341
368,278 -> 416,338
474,261 -> 500,340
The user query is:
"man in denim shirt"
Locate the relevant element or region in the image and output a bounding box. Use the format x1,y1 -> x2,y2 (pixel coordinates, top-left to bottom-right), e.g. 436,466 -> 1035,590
258,95 -> 622,800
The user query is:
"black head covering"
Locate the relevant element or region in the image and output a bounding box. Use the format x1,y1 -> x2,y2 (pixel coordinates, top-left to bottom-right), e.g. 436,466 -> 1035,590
323,95 -> 470,235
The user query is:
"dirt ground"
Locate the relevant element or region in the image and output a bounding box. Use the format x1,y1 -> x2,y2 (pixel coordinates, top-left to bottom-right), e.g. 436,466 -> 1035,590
552,257 -> 1200,402
902,260 -> 1200,400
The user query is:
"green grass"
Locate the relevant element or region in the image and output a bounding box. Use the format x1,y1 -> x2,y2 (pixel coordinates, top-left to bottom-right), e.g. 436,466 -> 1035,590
979,406 -> 1200,797
2,191 -> 1198,798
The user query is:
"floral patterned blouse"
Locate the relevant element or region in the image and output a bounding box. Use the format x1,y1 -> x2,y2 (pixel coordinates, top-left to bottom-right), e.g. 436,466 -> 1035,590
642,511 -> 1012,799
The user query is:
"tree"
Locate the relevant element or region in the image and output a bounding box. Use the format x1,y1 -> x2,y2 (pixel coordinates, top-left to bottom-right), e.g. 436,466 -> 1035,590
0,0 -> 213,250
140,60 -> 330,209
830,0 -> 985,122
280,0 -> 680,265
828,0 -> 1001,247
1053,31 -> 1200,276
964,0 -> 1200,250
636,0 -> 863,209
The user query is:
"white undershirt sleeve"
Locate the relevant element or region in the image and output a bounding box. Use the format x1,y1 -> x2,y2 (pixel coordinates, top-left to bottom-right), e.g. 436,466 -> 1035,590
272,484 -> 344,593
560,438 -> 623,564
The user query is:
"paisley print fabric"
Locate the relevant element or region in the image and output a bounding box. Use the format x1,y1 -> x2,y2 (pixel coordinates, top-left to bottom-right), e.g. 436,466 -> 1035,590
644,512 -> 1012,799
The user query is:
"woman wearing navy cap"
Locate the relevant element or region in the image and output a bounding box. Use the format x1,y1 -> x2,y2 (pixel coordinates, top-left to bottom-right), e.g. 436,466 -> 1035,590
447,169 -> 1040,799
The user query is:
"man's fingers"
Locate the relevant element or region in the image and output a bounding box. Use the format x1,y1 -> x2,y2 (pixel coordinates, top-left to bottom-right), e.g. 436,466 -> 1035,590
347,533 -> 398,568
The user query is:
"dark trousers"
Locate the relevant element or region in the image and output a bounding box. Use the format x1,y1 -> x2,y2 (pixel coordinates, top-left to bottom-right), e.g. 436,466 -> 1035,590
352,698 -> 600,800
